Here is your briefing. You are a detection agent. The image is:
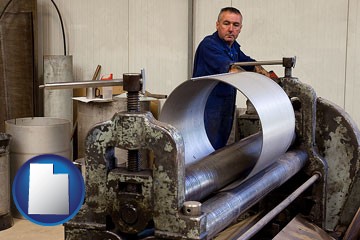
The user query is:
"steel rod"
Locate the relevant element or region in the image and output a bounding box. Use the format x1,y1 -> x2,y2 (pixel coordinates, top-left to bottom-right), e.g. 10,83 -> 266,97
232,60 -> 283,67
236,173 -> 320,240
202,150 -> 308,239
39,79 -> 123,90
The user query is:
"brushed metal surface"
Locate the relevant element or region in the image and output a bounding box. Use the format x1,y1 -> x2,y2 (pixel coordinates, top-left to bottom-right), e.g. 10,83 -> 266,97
185,133 -> 261,201
44,55 -> 73,124
203,150 -> 308,238
160,72 -> 295,179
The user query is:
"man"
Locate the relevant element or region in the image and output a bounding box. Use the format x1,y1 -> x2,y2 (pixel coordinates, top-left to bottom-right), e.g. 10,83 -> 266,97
193,7 -> 269,150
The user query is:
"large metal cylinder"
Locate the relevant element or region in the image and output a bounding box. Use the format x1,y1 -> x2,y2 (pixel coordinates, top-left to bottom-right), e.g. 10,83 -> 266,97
5,117 -> 71,218
0,133 -> 13,230
160,72 -> 295,179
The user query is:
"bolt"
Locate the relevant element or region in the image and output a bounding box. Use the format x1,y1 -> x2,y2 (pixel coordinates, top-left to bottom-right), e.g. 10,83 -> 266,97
120,204 -> 138,225
123,73 -> 142,171
127,150 -> 141,172
183,201 -> 202,216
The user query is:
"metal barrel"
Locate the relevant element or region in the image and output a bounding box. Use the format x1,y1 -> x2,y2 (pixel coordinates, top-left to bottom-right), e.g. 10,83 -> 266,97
5,117 -> 71,219
0,133 -> 13,230
202,150 -> 308,239
185,133 -> 262,201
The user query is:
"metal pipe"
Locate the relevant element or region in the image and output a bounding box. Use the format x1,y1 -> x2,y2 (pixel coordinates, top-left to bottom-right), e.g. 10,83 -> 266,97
236,173 -> 320,240
232,57 -> 296,69
185,133 -> 262,201
202,150 -> 308,239
39,79 -> 123,90
232,60 -> 283,67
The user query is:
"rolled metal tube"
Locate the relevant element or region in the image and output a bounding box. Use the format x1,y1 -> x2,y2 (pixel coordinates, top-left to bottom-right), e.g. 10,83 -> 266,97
237,173 -> 320,240
39,79 -> 123,90
160,72 -> 295,179
185,133 -> 262,201
202,150 -> 308,239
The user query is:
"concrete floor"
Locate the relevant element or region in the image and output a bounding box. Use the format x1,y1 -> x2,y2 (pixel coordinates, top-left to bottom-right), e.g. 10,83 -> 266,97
0,218 -> 63,240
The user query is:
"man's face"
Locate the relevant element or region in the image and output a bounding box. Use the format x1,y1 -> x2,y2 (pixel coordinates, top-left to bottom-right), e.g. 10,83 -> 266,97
216,11 -> 242,46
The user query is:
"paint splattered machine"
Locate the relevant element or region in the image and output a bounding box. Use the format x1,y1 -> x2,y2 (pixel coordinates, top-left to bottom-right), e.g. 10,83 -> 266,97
64,59 -> 360,240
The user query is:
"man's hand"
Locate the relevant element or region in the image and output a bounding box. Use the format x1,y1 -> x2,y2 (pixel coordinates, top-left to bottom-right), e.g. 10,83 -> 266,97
229,64 -> 279,83
255,66 -> 280,83
229,65 -> 246,73
254,65 -> 271,78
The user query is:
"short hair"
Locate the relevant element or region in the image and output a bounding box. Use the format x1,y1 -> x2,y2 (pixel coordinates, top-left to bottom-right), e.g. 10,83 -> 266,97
217,7 -> 242,21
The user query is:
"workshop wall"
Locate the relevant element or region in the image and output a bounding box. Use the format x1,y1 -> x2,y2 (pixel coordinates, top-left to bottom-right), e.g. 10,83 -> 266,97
37,0 -> 190,96
38,0 -> 360,127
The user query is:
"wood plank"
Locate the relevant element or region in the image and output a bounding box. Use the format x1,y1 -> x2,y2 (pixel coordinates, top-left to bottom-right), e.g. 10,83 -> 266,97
274,215 -> 335,240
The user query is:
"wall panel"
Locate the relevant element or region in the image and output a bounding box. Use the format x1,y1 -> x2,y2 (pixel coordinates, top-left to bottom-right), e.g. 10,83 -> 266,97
234,0 -> 348,108
345,0 -> 360,126
193,0 -> 231,52
38,0 -> 129,81
38,0 -> 189,95
129,0 -> 189,94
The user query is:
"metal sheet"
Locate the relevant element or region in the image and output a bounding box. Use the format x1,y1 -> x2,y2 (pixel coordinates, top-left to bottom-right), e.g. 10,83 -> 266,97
160,72 -> 295,178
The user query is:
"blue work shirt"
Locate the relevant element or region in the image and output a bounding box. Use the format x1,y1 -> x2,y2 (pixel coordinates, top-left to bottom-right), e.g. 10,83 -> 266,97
193,32 -> 255,149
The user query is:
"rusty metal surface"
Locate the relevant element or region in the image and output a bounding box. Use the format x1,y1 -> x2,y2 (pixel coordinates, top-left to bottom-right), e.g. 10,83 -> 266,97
280,77 -> 328,227
66,111 -> 208,239
123,73 -> 142,92
76,98 -> 150,158
65,228 -> 123,240
315,97 -> 360,231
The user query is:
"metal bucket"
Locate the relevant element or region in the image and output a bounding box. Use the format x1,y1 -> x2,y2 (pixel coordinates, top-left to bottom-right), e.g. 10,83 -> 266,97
5,117 -> 71,218
0,133 -> 13,230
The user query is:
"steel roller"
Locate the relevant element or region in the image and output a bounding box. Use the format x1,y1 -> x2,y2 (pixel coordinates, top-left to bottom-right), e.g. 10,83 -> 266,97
203,150 -> 308,238
185,132 -> 262,201
160,72 -> 295,181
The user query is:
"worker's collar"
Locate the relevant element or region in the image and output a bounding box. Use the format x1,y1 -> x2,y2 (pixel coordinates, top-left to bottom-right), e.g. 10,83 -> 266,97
213,31 -> 240,49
